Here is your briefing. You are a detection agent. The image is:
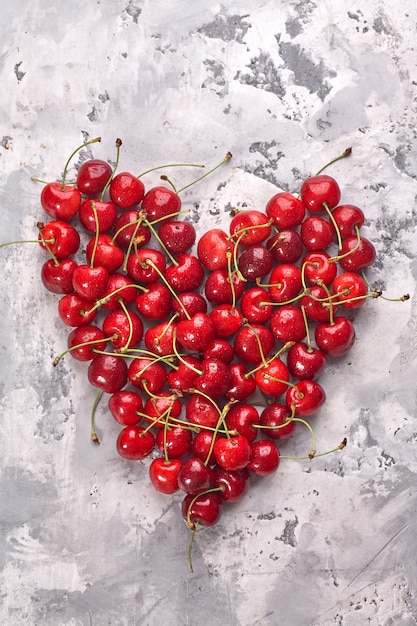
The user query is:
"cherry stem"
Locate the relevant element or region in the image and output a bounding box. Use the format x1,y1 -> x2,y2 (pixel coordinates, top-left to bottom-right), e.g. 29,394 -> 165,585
245,341 -> 295,378
316,280 -> 335,324
360,271 -> 410,302
53,334 -> 116,366
143,217 -> 178,266
136,162 -> 204,179
176,152 -> 232,194
148,208 -> 190,226
117,299 -> 134,353
159,174 -> 177,194
300,305 -> 312,350
89,202 -> 100,267
226,250 -> 238,312
122,217 -> 144,273
91,389 -> 103,444
0,237 -> 54,250
62,136 -> 101,188
314,147 -> 352,176
328,225 -> 361,263
243,321 -> 269,368
322,201 -> 343,250
145,259 -> 191,319
100,138 -> 122,201
281,437 -> 347,461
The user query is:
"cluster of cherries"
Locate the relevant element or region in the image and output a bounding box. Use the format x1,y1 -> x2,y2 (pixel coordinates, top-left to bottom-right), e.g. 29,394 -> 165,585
25,138 -> 406,571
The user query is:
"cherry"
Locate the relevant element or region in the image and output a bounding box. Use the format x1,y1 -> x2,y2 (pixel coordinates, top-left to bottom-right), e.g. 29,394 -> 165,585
331,204 -> 365,238
41,257 -> 78,294
299,285 -> 337,323
167,355 -> 201,395
165,253 -> 205,293
77,158 -> 112,195
38,220 -> 80,260
338,235 -> 376,271
270,305 -> 307,344
332,271 -> 369,309
209,304 -> 243,338
102,308 -> 144,352
197,228 -> 234,270
204,269 -> 245,305
178,457 -> 212,493
225,403 -> 259,443
234,324 -> 275,364
156,427 -> 192,459
65,325 -> 108,361
229,210 -> 272,245
193,358 -> 233,399
144,392 -> 182,428
240,287 -> 272,324
108,390 -> 143,426
203,338 -> 235,364
109,172 -> 145,209
301,215 -> 334,251
265,192 -> 306,229
300,174 -> 341,212
128,357 -> 167,394
79,199 -> 118,235
116,425 -> 155,460
267,229 -> 303,264
285,380 -> 326,417
237,244 -> 273,281
259,404 -> 295,440
176,312 -> 215,352
301,251 -> 337,286
112,211 -> 151,250
254,357 -> 290,397
315,316 -> 356,357
149,458 -> 183,494
88,354 -> 128,394
141,186 -> 181,223
212,466 -> 250,502
172,292 -> 207,321
267,264 -> 302,304
72,264 -> 109,301
225,363 -> 256,402
126,248 -> 166,283
214,435 -> 251,471
135,282 -> 172,320
57,293 -> 97,327
247,440 -> 280,475
158,221 -> 196,255
287,342 -> 327,380
144,320 -> 177,357
185,393 -> 220,429
192,431 -> 220,466
85,234 -> 124,274
182,491 -> 223,527
100,273 -> 138,310
40,183 -> 81,221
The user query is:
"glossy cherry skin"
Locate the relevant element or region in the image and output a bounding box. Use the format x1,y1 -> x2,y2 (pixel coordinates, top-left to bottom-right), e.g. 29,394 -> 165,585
193,358 -> 233,399
144,320 -> 176,357
112,210 -> 151,250
116,425 -> 155,460
76,159 -> 112,195
254,357 -> 290,397
192,431 -> 220,466
205,270 -> 245,305
108,390 -> 143,426
299,284 -> 337,323
149,458 -> 183,494
102,309 -> 144,351
167,355 -> 201,395
203,338 -> 235,364
128,358 -> 167,394
332,271 -> 368,309
182,491 -> 223,527
247,440 -> 280,475
265,192 -> 306,229
315,316 -> 356,357
72,264 -> 109,301
209,304 -> 243,338
240,287 -> 272,324
38,220 -> 80,260
41,258 -> 78,294
85,234 -> 124,274
225,404 -> 259,443
176,312 -> 215,352
41,182 -> 81,221
229,210 -> 272,245
88,354 -> 128,394
214,435 -> 251,471
143,392 -> 182,429
185,393 -> 220,430
126,248 -> 166,283
109,172 -> 145,209
158,220 -> 196,255
234,324 -> 275,364
331,204 -> 365,238
225,363 -> 257,402
338,236 -> 376,271
270,305 -> 307,344
301,250 -> 337,286
267,229 -> 304,264
135,282 -> 172,320
57,293 -> 97,327
172,291 -> 207,321
285,380 -> 326,417
197,228 -> 234,270
267,264 -> 302,304
287,342 -> 327,380
178,457 -> 212,494
212,466 -> 250,502
141,186 -> 181,223
237,245 -> 273,281
100,273 -> 138,310
301,215 -> 334,251
79,199 -> 118,233
156,427 -> 192,460
300,174 -> 341,212
259,403 -> 295,440
165,254 -> 205,293
66,325 -> 107,361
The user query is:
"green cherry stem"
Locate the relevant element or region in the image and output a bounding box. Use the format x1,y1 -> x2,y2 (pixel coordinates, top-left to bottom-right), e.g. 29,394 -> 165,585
91,389 -> 104,444
100,138 -> 122,201
314,147 -> 352,176
136,162 -> 204,179
360,271 -> 410,302
52,334 -> 117,366
176,152 -> 232,195
280,437 -> 348,461
145,259 -> 191,320
143,217 -> 178,266
62,136 -> 102,188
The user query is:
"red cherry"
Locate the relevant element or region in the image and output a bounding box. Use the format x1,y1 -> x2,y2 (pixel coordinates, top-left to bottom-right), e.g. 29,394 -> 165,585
108,390 -> 143,426
144,320 -> 176,357
128,358 -> 167,394
57,293 -> 97,327
112,211 -> 151,250
158,221 -> 197,255
193,358 -> 233,399
267,229 -> 303,264
332,271 -> 368,309
38,220 -> 80,260
265,192 -> 306,229
41,257 -> 78,294
315,316 -> 356,357
267,264 -> 302,303
149,458 -> 183,495
270,305 -> 307,343
40,182 -> 81,221
301,250 -> 337,286
331,204 -> 365,238
72,264 -> 109,301
100,273 -> 138,310
185,393 -> 220,429
126,248 -> 166,283
229,210 -> 272,245
338,236 -> 376,271
212,466 -> 250,502
141,186 -> 181,223
234,324 -> 275,364
79,199 -> 118,233
76,159 -> 112,195
85,234 -> 124,274
172,291 -> 207,321
144,392 -> 182,429
301,215 -> 334,251
247,440 -> 280,475
287,342 -> 327,380
240,287 -> 272,324
165,254 -> 204,293
116,425 -> 155,460
181,491 -> 223,527
176,312 -> 215,352
204,269 -> 245,305
156,427 -> 192,459
178,457 -> 212,493
214,435 -> 251,471
259,404 -> 295,440
225,403 -> 259,443
300,174 -> 341,212
299,284 -> 337,323
135,282 -> 172,320
66,325 -> 107,361
209,304 -> 243,338
109,172 -> 145,209
285,380 -> 326,417
225,363 -> 256,402
203,338 -> 235,364
197,228 -> 234,270
192,431 -> 220,466
88,354 -> 128,394
167,356 -> 201,396
237,245 -> 273,281
254,357 -> 290,397
102,309 -> 144,351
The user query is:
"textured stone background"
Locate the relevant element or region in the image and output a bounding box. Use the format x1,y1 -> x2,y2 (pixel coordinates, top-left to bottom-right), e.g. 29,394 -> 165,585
1,1 -> 416,625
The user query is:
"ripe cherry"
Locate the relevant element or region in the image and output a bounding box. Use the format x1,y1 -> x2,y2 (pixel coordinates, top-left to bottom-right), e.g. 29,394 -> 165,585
237,244 -> 273,281
79,199 -> 118,234
156,427 -> 192,460
229,210 -> 272,245
41,257 -> 78,294
225,404 -> 259,443
259,404 -> 295,440
234,324 -> 275,364
165,254 -> 205,293
197,228 -> 234,270
88,354 -> 128,394
270,305 -> 307,343
144,392 -> 182,429
185,393 -> 220,430
338,236 -> 376,271
301,215 -> 334,251
300,174 -> 341,212
109,172 -> 145,209
57,293 -> 97,327
85,234 -> 124,274
178,457 -> 212,493
240,287 -> 272,324
116,425 -> 155,460
182,491 -> 223,527
141,186 -> 181,223
149,458 -> 183,494
265,192 -> 306,229
254,357 -> 290,397
40,182 -> 81,221
77,158 -> 112,195
126,248 -> 166,283
301,251 -> 337,286
214,435 -> 251,471
204,269 -> 245,305
135,282 -> 172,320
332,272 -> 369,309
212,466 -> 250,502
193,358 -> 233,399
128,358 -> 167,394
247,440 -> 280,475
267,264 -> 302,304
267,229 -> 303,264
158,220 -> 197,255
285,380 -> 326,417
72,264 -> 109,301
225,363 -> 257,402
209,304 -> 243,338
172,291 -> 207,321
315,316 -> 356,357
102,309 -> 144,352
66,325 -> 108,361
100,273 -> 138,310
331,204 -> 365,238
108,390 -> 143,426
287,342 -> 327,380
38,220 -> 80,260
176,312 -> 216,352
112,211 -> 151,250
